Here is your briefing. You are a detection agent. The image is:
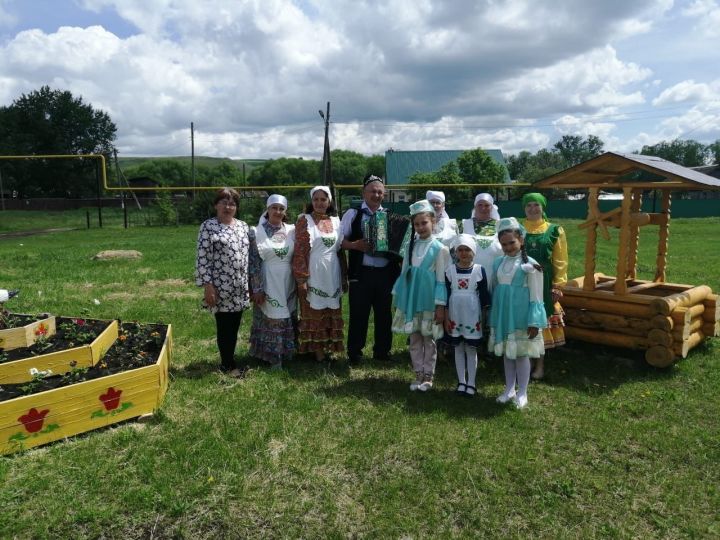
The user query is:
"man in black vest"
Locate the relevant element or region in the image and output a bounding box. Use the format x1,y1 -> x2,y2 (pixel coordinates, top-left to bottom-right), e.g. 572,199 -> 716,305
341,174 -> 400,363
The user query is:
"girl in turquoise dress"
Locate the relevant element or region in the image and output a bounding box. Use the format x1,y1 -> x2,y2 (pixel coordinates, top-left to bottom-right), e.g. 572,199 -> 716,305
392,200 -> 450,391
489,217 -> 547,409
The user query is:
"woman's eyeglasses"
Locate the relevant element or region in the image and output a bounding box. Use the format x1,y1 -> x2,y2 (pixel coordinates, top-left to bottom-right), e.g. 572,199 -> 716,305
218,201 -> 237,208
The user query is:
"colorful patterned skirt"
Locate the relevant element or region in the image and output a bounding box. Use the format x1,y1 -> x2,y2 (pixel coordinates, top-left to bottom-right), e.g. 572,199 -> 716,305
297,293 -> 344,354
249,306 -> 297,365
542,302 -> 566,350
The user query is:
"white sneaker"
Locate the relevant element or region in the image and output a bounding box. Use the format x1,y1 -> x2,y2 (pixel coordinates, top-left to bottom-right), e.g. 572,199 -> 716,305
410,380 -> 421,391
496,390 -> 516,404
515,394 -> 528,409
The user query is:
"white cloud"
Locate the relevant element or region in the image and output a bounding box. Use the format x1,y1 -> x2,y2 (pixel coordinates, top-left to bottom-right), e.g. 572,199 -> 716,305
553,115 -> 617,142
682,0 -> 720,37
653,79 -> 720,105
5,26 -> 121,72
490,46 -> 649,114
0,0 -> 714,159
0,0 -> 17,28
657,105 -> 720,140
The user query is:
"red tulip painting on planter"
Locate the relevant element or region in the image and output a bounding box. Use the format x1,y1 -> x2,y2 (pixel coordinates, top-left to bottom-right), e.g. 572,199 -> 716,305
1,319 -> 172,455
91,387 -> 133,418
9,407 -> 60,445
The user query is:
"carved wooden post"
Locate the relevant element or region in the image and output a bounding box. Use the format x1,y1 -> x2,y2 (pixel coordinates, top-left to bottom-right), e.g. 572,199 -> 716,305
655,190 -> 671,283
584,188 -> 599,291
614,187 -> 634,295
627,189 -> 643,280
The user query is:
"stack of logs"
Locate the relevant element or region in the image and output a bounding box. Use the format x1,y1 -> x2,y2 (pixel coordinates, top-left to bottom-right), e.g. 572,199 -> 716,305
562,283 -> 719,368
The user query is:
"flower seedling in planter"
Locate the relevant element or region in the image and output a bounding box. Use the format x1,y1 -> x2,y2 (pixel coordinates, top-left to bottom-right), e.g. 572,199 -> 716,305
0,321 -> 172,455
20,368 -> 53,395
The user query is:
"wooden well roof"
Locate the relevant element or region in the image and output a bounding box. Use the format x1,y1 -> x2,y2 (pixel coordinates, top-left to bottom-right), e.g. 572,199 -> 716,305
536,152 -> 720,190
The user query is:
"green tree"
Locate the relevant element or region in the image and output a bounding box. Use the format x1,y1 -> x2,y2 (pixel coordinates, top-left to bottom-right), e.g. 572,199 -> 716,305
456,148 -> 506,184
328,149 -> 386,186
365,154 -> 386,178
708,139 -> 720,165
506,150 -> 534,180
247,157 -> 320,186
196,161 -> 245,187
553,134 -> 604,166
124,160 -> 190,186
330,149 -> 367,186
408,149 -> 504,205
0,86 -> 116,197
639,139 -> 708,167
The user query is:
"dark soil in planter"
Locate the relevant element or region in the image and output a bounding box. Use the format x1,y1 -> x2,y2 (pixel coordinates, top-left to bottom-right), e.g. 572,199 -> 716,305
0,317 -> 110,363
0,322 -> 168,403
0,312 -> 47,331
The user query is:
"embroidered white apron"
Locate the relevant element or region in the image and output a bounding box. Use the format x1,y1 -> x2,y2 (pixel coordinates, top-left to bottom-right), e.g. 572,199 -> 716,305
306,214 -> 343,310
255,223 -> 296,319
446,264 -> 485,339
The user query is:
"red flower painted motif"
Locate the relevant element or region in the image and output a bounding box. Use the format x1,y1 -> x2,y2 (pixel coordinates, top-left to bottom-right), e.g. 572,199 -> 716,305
100,387 -> 123,411
34,323 -> 49,336
448,320 -> 457,330
458,278 -> 469,290
475,321 -> 482,331
19,408 -> 49,433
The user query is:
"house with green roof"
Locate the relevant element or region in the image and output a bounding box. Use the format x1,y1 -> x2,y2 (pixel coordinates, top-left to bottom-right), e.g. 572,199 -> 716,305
384,149 -> 510,185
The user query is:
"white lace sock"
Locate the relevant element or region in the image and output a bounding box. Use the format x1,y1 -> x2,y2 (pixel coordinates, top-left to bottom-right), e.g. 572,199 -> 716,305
516,356 -> 531,399
503,357 -> 517,396
466,345 -> 478,388
454,343 -> 467,385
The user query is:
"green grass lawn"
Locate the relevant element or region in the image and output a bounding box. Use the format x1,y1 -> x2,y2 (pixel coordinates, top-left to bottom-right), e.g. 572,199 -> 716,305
0,217 -> 719,538
0,208 -> 158,233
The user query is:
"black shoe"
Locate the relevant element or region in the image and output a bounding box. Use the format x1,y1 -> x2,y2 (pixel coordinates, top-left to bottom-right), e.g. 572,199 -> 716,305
347,354 -> 362,364
374,351 -> 391,362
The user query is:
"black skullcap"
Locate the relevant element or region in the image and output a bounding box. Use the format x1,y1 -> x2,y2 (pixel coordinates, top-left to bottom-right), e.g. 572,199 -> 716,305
363,174 -> 384,187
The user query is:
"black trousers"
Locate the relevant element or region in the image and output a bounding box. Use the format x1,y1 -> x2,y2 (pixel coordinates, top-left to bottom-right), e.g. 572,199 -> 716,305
347,264 -> 397,359
214,311 -> 243,371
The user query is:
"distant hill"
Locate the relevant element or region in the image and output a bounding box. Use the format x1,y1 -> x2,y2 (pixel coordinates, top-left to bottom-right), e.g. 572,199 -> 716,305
116,156 -> 266,172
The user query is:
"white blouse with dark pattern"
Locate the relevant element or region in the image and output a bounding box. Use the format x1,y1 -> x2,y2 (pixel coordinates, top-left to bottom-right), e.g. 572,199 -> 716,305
195,217 -> 251,313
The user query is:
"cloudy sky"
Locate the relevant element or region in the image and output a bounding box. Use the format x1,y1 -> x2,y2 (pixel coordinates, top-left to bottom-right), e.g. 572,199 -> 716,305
1,0 -> 718,160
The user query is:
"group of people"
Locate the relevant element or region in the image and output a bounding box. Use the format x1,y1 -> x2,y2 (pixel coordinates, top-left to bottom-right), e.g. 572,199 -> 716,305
195,176 -> 567,409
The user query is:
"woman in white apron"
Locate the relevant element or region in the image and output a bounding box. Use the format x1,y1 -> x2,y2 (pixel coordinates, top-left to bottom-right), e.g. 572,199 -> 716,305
249,194 -> 297,369
426,190 -> 458,248
292,186 -> 346,361
461,192 -> 503,289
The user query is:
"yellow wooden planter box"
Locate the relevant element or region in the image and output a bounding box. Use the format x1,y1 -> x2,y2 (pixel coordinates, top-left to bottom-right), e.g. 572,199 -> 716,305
0,324 -> 171,456
0,314 -> 56,351
0,320 -> 119,385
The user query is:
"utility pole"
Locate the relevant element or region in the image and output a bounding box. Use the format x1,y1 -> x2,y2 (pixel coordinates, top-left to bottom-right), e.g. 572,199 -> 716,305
191,121 -> 195,198
0,167 -> 4,211
318,102 -> 334,202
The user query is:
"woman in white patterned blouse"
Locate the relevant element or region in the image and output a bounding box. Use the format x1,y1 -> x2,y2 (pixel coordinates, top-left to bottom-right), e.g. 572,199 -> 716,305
196,188 -> 255,377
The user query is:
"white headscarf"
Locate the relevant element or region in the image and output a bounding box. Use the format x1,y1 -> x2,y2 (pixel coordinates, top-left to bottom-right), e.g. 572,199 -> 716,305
453,233 -> 477,255
472,193 -> 500,221
426,190 -> 450,219
267,194 -> 288,209
259,194 -> 288,225
310,185 -> 332,202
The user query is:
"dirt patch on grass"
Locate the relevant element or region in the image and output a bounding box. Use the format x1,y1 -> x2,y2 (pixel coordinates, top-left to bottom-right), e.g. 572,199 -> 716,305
105,292 -> 135,301
165,291 -> 197,299
146,278 -> 189,287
